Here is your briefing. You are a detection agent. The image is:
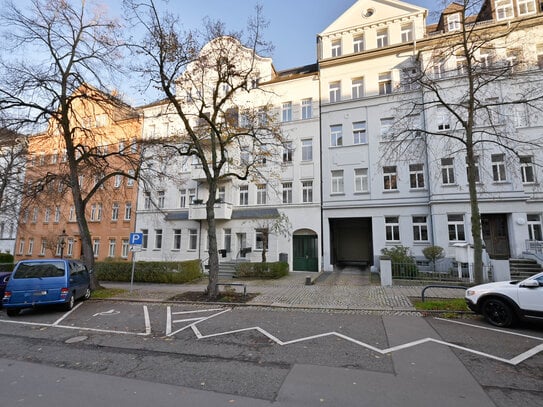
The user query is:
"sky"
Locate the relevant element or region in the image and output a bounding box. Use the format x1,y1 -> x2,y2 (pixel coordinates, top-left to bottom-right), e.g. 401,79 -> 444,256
110,0 -> 441,104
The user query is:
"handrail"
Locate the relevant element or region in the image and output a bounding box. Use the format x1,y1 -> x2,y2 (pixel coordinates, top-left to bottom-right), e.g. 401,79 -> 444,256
421,285 -> 467,302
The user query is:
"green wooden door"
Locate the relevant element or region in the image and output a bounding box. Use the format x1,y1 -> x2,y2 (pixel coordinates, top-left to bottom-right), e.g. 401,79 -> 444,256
293,235 -> 318,271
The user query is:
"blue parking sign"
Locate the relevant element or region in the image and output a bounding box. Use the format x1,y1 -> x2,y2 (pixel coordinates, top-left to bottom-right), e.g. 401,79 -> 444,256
129,232 -> 143,245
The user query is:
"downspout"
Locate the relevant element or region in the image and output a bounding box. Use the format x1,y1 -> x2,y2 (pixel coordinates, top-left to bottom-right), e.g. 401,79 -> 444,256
317,34 -> 325,271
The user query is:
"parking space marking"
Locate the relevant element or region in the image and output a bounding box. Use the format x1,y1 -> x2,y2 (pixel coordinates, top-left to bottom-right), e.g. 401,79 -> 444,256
0,304 -> 152,337
435,317 -> 543,341
166,307 -> 231,336
165,308 -> 543,366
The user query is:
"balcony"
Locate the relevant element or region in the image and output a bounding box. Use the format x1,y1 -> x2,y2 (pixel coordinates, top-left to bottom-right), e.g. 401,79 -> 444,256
190,162 -> 230,181
189,201 -> 233,220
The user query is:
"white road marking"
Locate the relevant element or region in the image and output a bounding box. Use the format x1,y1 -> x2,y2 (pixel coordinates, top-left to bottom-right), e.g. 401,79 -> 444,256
52,303 -> 83,326
435,317 -> 543,341
93,309 -> 121,317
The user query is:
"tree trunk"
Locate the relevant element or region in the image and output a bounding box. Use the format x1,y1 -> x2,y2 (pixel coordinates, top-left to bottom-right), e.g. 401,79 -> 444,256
206,183 -> 219,299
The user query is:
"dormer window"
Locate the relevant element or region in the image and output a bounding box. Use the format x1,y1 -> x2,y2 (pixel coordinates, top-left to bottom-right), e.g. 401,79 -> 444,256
331,39 -> 342,57
517,0 -> 536,15
447,13 -> 461,31
495,0 -> 513,20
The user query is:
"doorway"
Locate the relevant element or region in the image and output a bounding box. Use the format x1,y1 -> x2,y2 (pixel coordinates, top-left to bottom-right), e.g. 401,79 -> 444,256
481,214 -> 510,259
293,233 -> 318,271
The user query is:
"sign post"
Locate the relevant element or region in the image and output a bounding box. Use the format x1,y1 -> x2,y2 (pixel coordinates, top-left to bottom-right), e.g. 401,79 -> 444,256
129,233 -> 143,292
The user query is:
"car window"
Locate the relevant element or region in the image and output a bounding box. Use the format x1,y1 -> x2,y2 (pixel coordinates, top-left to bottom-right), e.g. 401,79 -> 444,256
14,261 -> 65,279
535,276 -> 543,285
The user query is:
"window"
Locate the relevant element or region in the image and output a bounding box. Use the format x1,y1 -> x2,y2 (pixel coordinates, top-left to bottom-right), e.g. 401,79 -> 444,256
114,175 -> 122,188
409,164 -> 425,189
18,239 -> 24,255
330,125 -> 343,147
69,206 -> 76,222
179,189 -> 187,208
54,206 -> 61,223
331,170 -> 344,194
437,107 -> 451,130
67,239 -> 74,257
32,207 -> 38,223
282,142 -> 293,163
93,239 -> 100,258
173,229 -> 182,250
520,156 -> 535,183
376,29 -> 388,48
466,156 -> 480,183
90,203 -> 103,221
217,186 -> 226,202
331,39 -> 342,57
108,239 -> 116,257
301,139 -> 313,161
282,102 -> 292,122
448,214 -> 466,241
492,154 -> 506,182
441,158 -> 456,185
255,229 -> 269,251
239,185 -> 249,206
224,229 -> 232,252
401,23 -> 413,42
354,168 -> 369,193
256,184 -> 267,205
111,203 -> 119,221
282,182 -> 293,204
517,0 -> 536,15
353,121 -> 367,144
456,53 -> 468,75
380,117 -> 394,137
121,240 -> 129,258
329,82 -> 341,103
189,229 -> 198,251
353,35 -> 364,53
432,58 -> 446,79
127,170 -> 135,187
188,188 -> 196,204
495,0 -> 513,20
44,207 -> 51,223
378,72 -> 392,95
144,192 -> 151,210
302,181 -> 313,203
157,191 -> 165,209
383,166 -> 398,190
351,77 -> 364,99
154,229 -> 162,249
40,239 -> 46,256
412,216 -> 428,242
527,214 -> 542,241
141,229 -> 148,249
124,202 -> 132,220
385,216 -> 400,241
27,238 -> 34,255
301,98 -> 313,119
447,13 -> 461,31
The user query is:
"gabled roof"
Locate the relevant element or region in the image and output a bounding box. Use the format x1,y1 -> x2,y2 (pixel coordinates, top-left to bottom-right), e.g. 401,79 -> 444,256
320,0 -> 427,36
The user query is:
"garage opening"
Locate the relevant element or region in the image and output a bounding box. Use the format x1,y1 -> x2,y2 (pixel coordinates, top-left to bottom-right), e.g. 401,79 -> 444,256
329,218 -> 373,268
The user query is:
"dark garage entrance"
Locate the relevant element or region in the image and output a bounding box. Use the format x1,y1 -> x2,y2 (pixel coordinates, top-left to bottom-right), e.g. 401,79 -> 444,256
329,218 -> 373,267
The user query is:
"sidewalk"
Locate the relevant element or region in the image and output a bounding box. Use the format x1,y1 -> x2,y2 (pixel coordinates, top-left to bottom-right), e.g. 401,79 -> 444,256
100,270 -> 468,313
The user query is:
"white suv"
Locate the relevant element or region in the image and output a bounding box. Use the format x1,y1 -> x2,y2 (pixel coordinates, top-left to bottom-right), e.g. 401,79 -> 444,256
465,271 -> 543,327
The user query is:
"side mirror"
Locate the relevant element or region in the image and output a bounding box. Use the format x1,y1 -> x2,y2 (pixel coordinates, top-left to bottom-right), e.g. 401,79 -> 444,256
520,280 -> 540,288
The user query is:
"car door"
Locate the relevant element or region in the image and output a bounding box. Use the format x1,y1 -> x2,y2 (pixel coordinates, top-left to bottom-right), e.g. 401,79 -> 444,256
517,275 -> 543,314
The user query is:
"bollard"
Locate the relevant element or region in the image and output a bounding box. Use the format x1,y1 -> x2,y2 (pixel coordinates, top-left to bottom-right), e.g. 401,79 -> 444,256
305,277 -> 312,285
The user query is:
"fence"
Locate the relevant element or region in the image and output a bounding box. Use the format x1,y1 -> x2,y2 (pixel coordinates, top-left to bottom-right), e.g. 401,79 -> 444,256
525,240 -> 543,255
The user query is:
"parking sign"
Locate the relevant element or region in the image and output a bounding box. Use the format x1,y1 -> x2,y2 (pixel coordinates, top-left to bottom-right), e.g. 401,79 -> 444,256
129,232 -> 143,245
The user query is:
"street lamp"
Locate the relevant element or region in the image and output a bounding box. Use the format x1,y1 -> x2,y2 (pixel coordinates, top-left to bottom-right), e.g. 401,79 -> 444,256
58,229 -> 68,259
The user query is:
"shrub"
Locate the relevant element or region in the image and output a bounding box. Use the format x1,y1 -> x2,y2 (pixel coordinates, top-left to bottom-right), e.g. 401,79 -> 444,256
234,261 -> 289,279
381,245 -> 418,278
423,245 -> 445,267
0,253 -> 14,263
94,260 -> 202,284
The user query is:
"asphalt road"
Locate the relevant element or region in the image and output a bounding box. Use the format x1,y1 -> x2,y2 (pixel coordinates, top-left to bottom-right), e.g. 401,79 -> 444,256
0,300 -> 542,406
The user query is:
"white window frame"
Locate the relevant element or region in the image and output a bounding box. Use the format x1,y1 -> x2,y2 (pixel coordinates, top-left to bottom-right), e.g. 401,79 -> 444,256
188,229 -> 198,251
437,107 -> 451,130
448,214 -> 466,241
114,174 -> 122,188
108,239 -> 116,257
239,185 -> 249,206
40,239 -> 47,256
301,139 -> 313,161
329,82 -> 341,103
409,164 -> 425,189
282,182 -> 293,204
301,98 -> 313,120
527,214 -> 542,241
380,117 -> 394,137
383,166 -> 398,190
282,142 -> 293,163
93,239 -> 100,258
466,156 -> 480,183
385,216 -> 400,242
378,72 -> 392,95
173,229 -> 182,250
495,0 -> 514,20
353,35 -> 364,53
330,125 -> 343,147
412,216 -> 429,242
302,181 -> 313,203
447,13 -> 461,31
491,154 -> 507,182
331,170 -> 344,194
111,202 -> 119,221
520,156 -> 535,184
157,190 -> 165,209
54,206 -> 61,223
255,229 -> 269,251
256,184 -> 267,205
282,101 -> 292,122
154,229 -> 163,249
376,29 -> 389,48
331,39 -> 342,57
353,121 -> 367,144
354,168 -> 369,193
441,158 -> 456,185
124,202 -> 132,220
351,77 -> 364,99
517,0 -> 536,15
121,240 -> 129,258
401,23 -> 413,42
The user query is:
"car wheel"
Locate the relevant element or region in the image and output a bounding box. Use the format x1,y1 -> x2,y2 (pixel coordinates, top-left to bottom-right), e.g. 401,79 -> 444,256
7,308 -> 20,317
83,287 -> 91,300
64,294 -> 75,311
482,298 -> 515,327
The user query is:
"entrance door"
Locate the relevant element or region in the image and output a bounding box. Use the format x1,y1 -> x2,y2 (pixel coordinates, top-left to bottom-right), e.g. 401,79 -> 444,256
481,214 -> 510,259
293,235 -> 318,271
236,233 -> 247,258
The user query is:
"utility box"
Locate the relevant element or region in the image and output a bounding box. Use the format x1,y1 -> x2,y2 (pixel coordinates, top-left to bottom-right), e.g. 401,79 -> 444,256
279,253 -> 288,263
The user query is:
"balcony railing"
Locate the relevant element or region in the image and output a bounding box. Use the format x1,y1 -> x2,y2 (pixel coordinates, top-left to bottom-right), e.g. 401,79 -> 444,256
189,201 -> 233,220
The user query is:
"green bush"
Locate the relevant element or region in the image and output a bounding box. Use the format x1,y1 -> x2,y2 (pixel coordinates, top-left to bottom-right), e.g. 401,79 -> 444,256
94,260 -> 202,284
234,261 -> 289,279
0,253 -> 14,263
381,245 -> 419,278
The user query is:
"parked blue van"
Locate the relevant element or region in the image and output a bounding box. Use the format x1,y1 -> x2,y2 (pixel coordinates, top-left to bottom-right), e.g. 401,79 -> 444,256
2,259 -> 91,317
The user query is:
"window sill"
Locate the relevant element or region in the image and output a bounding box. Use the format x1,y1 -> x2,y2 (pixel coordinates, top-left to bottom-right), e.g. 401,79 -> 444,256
354,191 -> 370,195
383,189 -> 399,193
330,193 -> 345,196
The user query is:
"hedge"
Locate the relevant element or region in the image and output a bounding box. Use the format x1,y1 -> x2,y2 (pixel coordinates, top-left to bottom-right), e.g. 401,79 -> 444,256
234,261 -> 289,279
0,253 -> 14,263
94,260 -> 202,284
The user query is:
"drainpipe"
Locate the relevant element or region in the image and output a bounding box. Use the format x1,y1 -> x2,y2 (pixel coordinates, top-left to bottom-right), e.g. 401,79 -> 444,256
317,34 -> 325,271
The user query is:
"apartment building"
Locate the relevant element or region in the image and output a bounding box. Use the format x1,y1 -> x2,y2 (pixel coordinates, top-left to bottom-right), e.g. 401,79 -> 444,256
15,86 -> 141,262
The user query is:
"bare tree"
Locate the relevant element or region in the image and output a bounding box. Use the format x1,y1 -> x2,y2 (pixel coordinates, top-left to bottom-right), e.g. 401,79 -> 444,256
0,0 -> 138,288
388,0 -> 543,283
252,212 -> 292,263
125,0 -> 283,298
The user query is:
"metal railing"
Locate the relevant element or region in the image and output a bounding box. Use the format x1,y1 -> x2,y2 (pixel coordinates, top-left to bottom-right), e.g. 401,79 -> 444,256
390,260 -> 490,284
525,240 -> 543,254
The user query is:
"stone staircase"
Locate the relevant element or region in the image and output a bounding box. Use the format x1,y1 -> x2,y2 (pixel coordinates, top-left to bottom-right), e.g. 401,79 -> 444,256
509,258 -> 543,280
218,261 -> 240,279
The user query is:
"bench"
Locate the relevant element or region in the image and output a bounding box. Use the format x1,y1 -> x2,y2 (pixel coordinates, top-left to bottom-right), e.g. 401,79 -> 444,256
217,282 -> 247,297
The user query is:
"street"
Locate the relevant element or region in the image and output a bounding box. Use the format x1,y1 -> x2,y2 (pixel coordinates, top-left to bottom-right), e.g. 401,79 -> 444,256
0,300 -> 542,406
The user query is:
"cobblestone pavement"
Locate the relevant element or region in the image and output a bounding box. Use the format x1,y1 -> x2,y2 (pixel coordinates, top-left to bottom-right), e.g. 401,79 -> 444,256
101,269 -> 468,312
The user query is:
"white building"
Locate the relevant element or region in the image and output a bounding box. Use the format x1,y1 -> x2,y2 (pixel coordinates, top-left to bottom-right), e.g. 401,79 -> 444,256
135,0 -> 543,275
